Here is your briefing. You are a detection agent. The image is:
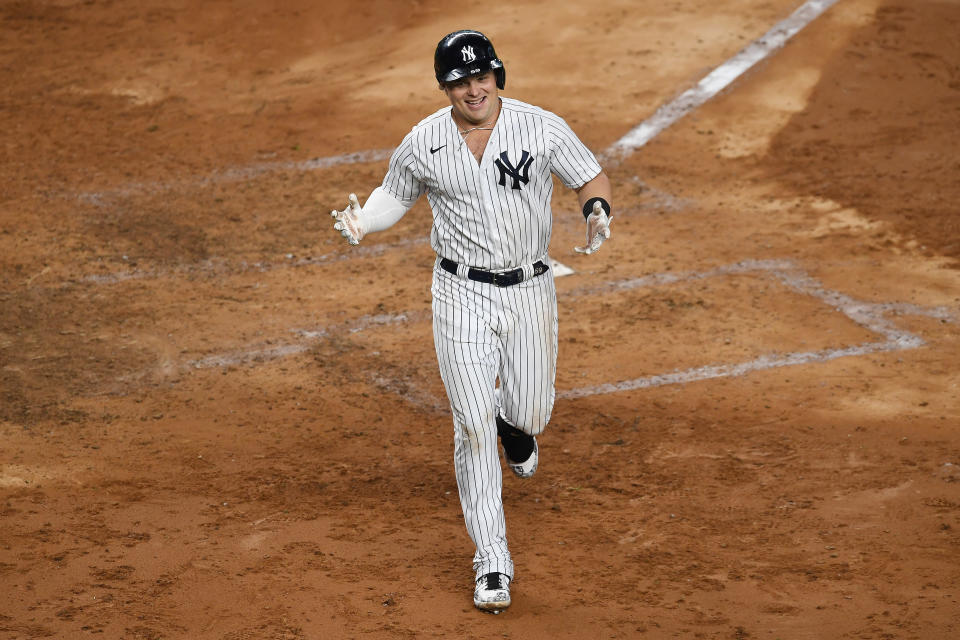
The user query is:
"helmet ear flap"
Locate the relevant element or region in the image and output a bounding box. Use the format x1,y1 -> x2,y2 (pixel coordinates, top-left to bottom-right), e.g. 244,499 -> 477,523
495,67 -> 505,90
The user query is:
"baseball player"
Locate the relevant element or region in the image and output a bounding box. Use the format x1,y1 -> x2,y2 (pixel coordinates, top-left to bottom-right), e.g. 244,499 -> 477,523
330,30 -> 612,612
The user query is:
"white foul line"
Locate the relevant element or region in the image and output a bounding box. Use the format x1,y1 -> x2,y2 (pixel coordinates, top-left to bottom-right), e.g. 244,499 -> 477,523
606,0 -> 841,155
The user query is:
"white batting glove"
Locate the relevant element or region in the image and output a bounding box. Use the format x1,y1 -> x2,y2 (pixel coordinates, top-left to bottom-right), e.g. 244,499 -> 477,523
330,193 -> 366,245
574,200 -> 613,255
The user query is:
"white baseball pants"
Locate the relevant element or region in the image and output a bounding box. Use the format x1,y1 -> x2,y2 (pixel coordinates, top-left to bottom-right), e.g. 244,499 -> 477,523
431,259 -> 558,580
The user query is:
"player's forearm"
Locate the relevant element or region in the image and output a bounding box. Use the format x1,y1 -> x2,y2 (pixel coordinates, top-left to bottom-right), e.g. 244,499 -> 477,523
575,171 -> 612,213
361,187 -> 411,234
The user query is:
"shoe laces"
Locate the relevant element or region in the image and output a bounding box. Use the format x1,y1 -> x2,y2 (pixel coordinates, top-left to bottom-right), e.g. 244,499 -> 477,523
480,572 -> 504,590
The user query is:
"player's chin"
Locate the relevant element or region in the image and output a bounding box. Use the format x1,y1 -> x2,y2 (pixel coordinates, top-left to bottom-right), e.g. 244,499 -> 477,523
464,96 -> 488,114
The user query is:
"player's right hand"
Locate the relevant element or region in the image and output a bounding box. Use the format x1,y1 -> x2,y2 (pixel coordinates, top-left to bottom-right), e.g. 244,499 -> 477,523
574,200 -> 612,255
331,193 -> 365,245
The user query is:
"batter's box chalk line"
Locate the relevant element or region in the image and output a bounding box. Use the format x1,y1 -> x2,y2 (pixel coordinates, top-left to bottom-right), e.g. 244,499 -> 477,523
170,259 -> 953,404
560,259 -> 952,399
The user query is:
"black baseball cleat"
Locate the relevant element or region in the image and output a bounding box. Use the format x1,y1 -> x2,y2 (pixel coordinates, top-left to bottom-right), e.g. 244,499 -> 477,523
474,572 -> 511,611
497,415 -> 538,478
504,437 -> 538,478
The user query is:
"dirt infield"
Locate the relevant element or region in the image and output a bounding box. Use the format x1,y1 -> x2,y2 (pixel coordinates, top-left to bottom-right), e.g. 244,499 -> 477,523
2,0 -> 959,638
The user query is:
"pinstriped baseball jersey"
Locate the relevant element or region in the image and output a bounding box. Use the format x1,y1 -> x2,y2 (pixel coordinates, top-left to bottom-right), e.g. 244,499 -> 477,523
381,97 -> 602,270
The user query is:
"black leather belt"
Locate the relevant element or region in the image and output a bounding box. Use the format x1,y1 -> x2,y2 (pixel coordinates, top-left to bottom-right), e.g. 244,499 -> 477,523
440,258 -> 549,288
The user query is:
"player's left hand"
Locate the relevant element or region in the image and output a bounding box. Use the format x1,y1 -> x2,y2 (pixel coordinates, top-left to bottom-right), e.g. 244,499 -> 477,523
330,193 -> 365,245
574,200 -> 612,254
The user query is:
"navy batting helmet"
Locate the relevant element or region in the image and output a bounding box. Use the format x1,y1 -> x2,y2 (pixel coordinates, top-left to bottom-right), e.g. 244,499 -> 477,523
434,30 -> 505,89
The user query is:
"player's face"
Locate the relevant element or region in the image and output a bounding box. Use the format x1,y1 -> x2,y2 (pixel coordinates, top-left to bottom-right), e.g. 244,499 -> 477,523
443,72 -> 499,126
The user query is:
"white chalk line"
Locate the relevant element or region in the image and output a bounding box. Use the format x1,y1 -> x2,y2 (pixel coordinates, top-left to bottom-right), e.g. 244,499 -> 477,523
558,259 -> 937,399
560,340 -> 909,400
76,237 -> 431,286
604,0 -> 840,156
76,149 -> 393,207
177,310 -> 448,412
184,311 -> 430,369
165,259 -> 953,405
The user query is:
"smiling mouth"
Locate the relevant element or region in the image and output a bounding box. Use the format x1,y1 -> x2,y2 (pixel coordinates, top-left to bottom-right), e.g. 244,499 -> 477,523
465,96 -> 486,109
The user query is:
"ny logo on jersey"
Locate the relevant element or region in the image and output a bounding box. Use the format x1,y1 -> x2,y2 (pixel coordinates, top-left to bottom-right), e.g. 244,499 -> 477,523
494,150 -> 534,190
461,46 -> 476,63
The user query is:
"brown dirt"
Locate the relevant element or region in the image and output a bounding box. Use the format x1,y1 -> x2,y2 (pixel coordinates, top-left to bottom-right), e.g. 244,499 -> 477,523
2,0 -> 959,638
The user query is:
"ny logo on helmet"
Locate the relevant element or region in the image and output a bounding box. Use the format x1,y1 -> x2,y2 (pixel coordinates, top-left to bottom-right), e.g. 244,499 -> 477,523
494,150 -> 534,190
461,46 -> 476,63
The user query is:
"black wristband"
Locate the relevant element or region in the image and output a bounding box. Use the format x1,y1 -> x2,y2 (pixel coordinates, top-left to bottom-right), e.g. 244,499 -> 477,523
582,197 -> 611,221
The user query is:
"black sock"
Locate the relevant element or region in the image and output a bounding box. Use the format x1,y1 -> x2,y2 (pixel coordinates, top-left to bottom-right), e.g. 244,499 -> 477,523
496,415 -> 534,462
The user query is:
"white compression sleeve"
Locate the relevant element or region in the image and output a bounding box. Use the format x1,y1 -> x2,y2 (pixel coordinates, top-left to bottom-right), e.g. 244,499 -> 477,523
360,187 -> 412,235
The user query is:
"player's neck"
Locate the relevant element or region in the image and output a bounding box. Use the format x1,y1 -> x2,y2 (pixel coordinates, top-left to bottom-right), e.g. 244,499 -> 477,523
452,98 -> 501,135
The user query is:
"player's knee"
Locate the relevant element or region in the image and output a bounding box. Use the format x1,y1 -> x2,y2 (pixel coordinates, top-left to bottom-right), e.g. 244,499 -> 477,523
509,407 -> 551,437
